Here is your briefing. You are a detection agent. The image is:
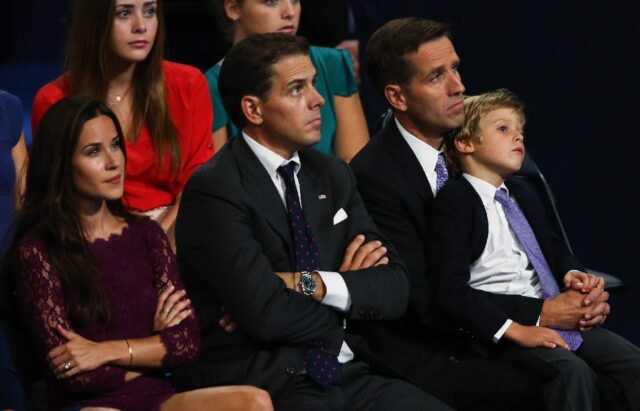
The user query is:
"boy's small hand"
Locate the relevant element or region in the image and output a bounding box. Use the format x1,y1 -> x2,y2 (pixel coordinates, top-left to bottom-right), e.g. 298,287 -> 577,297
504,322 -> 569,350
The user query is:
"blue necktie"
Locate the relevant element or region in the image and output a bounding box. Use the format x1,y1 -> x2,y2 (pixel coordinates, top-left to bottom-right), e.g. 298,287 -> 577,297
435,153 -> 449,192
277,163 -> 342,388
495,188 -> 582,351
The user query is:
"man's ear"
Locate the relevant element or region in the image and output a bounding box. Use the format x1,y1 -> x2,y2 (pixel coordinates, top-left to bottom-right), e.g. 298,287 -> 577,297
241,96 -> 263,126
384,84 -> 407,112
224,0 -> 240,21
454,136 -> 476,154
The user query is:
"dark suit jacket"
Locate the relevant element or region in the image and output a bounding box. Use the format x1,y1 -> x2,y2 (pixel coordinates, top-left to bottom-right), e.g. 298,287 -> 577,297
429,176 -> 586,344
173,135 -> 409,398
349,120 -> 579,398
350,120 -> 471,396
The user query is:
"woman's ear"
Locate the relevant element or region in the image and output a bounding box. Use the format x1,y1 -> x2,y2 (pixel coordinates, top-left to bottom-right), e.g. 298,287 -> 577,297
224,0 -> 240,21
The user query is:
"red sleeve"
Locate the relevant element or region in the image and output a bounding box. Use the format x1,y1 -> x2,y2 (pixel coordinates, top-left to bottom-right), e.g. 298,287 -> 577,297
175,67 -> 215,194
14,235 -> 127,394
144,220 -> 201,366
31,79 -> 66,137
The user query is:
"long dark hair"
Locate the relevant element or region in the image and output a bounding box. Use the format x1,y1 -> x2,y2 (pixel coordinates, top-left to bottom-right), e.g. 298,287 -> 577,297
1,96 -> 135,328
62,0 -> 180,174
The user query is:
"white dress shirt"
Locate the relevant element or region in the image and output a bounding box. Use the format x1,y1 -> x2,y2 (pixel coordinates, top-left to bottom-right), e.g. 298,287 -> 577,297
463,174 -> 543,342
243,132 -> 354,362
395,118 -> 443,197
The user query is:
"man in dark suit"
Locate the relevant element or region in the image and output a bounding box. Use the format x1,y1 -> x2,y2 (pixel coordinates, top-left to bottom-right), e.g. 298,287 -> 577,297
349,18 -> 611,410
430,89 -> 640,411
173,33 -> 449,411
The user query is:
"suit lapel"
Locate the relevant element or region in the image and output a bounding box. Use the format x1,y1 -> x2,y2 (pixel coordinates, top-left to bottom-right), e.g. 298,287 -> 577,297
232,137 -> 294,252
384,121 -> 434,203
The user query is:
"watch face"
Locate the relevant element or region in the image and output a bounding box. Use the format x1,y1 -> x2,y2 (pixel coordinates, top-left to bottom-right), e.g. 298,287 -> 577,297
301,273 -> 316,295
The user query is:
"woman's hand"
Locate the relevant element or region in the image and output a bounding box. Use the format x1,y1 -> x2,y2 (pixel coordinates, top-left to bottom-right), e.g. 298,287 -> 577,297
153,284 -> 192,332
48,325 -> 109,378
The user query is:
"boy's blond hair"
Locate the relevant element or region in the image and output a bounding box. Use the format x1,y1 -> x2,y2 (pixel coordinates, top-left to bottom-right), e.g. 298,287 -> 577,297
445,89 -> 525,176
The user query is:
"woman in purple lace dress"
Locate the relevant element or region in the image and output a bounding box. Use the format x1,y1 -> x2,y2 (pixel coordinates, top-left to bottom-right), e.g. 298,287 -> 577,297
0,96 -> 273,411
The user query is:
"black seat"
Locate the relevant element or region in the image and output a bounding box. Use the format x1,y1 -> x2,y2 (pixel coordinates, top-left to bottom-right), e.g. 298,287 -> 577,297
513,151 -> 623,290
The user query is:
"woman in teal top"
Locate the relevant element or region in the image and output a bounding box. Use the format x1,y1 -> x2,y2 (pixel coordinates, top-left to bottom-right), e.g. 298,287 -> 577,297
209,0 -> 369,162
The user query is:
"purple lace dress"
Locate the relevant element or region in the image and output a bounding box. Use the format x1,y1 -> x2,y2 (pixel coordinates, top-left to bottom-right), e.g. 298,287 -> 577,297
14,219 -> 200,411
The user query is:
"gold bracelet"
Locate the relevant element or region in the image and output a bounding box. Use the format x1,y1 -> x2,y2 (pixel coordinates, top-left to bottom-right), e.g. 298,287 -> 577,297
125,339 -> 133,367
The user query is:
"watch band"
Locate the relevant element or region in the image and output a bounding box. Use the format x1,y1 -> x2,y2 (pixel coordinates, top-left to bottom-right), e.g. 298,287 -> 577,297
299,271 -> 317,296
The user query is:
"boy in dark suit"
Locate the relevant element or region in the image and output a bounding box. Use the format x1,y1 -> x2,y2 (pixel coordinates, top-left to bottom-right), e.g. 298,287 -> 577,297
350,17 -> 551,410
431,89 -> 640,410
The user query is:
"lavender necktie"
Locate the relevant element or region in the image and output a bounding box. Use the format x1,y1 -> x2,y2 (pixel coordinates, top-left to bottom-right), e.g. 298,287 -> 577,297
494,188 -> 583,351
435,153 -> 449,192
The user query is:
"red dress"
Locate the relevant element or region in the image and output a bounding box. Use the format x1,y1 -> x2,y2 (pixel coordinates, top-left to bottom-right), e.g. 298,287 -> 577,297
31,61 -> 215,211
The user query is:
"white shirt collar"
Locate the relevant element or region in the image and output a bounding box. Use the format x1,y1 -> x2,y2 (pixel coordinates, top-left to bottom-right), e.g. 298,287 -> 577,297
463,173 -> 509,207
393,117 -> 442,158
393,117 -> 441,180
243,131 -> 301,178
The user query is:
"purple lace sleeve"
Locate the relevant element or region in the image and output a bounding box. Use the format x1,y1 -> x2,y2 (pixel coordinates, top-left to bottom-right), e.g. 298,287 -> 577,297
14,235 -> 127,393
145,221 -> 201,367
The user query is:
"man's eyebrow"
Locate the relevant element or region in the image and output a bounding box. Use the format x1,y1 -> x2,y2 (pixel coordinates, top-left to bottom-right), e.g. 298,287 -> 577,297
285,78 -> 307,88
425,65 -> 446,77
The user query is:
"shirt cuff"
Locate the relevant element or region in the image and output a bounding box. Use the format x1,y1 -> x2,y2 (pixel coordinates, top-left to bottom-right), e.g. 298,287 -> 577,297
493,319 -> 513,343
317,271 -> 351,312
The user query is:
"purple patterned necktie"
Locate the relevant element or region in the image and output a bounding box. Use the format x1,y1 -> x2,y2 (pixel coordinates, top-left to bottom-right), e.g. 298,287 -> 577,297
494,188 -> 583,351
435,153 -> 449,192
277,163 -> 341,389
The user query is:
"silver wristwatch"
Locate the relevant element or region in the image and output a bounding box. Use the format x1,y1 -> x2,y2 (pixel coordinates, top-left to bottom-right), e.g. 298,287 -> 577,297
299,271 -> 317,296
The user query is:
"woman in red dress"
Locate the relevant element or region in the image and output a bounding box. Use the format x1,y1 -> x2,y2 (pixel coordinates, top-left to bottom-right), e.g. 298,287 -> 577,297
31,0 -> 215,249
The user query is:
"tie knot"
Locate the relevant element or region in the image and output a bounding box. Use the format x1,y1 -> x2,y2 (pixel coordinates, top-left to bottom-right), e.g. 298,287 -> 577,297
494,188 -> 512,206
434,153 -> 449,192
277,162 -> 297,182
435,152 -> 447,170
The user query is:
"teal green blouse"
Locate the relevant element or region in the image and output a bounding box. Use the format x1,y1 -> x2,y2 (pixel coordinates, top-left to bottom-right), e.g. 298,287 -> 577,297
205,45 -> 358,155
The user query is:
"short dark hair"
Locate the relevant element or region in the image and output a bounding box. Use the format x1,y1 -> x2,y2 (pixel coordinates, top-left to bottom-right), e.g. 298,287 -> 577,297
365,18 -> 450,99
219,33 -> 310,129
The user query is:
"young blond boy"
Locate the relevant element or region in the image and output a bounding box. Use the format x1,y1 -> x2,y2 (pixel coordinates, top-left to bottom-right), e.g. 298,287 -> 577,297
428,89 -> 640,411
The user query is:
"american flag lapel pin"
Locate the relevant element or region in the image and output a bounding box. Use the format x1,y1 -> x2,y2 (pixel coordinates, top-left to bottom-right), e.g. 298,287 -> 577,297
318,194 -> 327,200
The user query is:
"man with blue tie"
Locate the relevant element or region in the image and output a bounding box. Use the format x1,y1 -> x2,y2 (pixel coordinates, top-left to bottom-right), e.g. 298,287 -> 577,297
349,18 -> 615,410
173,33 -> 449,411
